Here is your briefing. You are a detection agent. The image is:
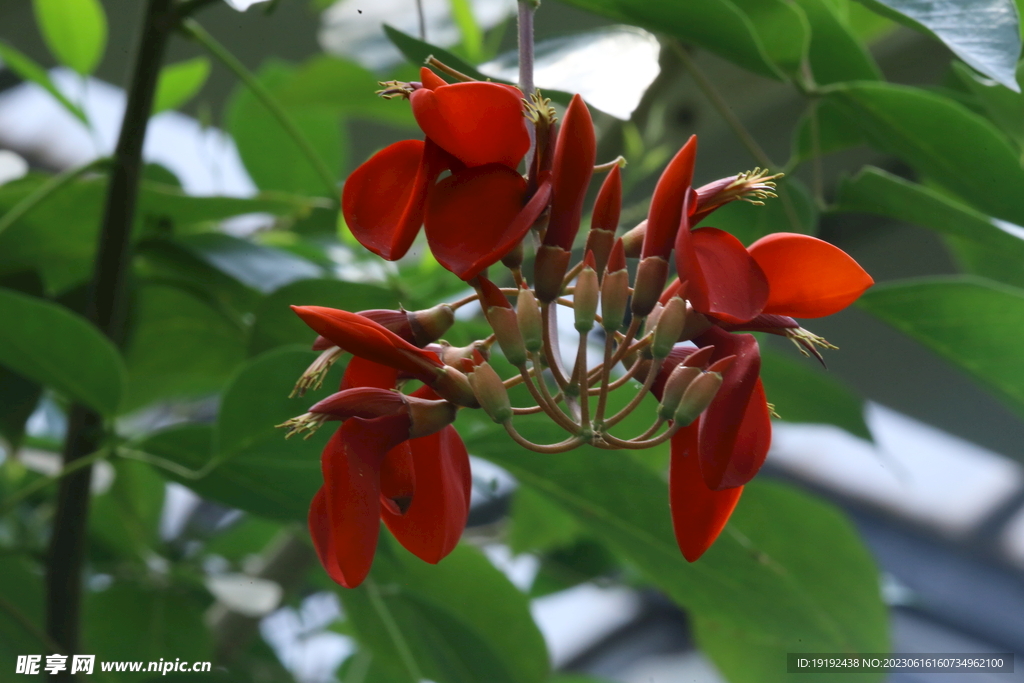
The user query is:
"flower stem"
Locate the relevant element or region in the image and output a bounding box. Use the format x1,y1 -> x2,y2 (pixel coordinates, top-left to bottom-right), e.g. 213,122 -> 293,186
504,421 -> 585,453
518,0 -> 537,168
46,0 -> 175,662
574,331 -> 590,428
603,355 -> 660,429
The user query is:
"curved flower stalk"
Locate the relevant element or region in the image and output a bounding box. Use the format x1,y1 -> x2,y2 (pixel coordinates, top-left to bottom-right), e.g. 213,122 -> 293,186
285,65 -> 875,583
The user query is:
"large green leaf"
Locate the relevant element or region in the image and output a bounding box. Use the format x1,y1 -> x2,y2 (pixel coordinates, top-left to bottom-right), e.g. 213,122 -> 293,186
140,348 -> 338,521
121,284 -> 247,411
760,347 -> 871,440
824,81 -> 1024,226
172,233 -> 323,294
553,0 -> 787,79
853,0 -> 1021,91
462,414 -> 888,682
794,0 -> 882,85
952,60 -> 1024,153
153,57 -> 211,114
335,541 -> 549,683
248,278 -> 399,355
33,0 -> 107,75
89,460 -> 166,559
834,166 -> 1024,263
83,582 -> 210,682
226,61 -> 343,197
0,41 -> 88,123
858,275 -> 1024,415
0,556 -> 46,659
0,288 -> 125,416
790,99 -> 866,166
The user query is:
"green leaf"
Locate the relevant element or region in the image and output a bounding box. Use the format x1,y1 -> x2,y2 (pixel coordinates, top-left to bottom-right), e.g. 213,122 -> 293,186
729,0 -> 810,75
0,556 -> 46,657
696,176 -> 817,244
203,516 -> 284,561
89,460 -> 166,559
693,483 -> 886,683
248,278 -> 399,355
33,0 -> 107,75
952,60 -> 1024,152
793,0 -> 882,85
790,99 -> 866,166
858,275 -> 1024,416
760,347 -> 872,440
152,57 -> 211,114
508,484 -> 583,555
173,233 -> 323,294
83,582 -> 210,682
552,0 -> 784,79
0,41 -> 88,123
0,288 -> 125,415
226,61 -> 344,197
463,415 -> 888,680
823,81 -> 1024,225
121,284 -> 247,411
853,0 -> 1021,91
834,166 -> 1024,265
335,541 -> 549,683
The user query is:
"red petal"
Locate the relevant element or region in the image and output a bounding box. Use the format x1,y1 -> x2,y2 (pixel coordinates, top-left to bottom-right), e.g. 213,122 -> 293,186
669,423 -> 744,562
410,82 -> 529,168
643,136 -> 696,259
591,164 -> 622,234
419,66 -> 447,90
341,356 -> 400,391
309,388 -> 410,425
693,329 -> 766,490
292,306 -> 443,380
342,139 -> 448,261
318,418 -> 405,588
381,425 -> 471,563
544,95 -> 596,250
379,442 -> 415,514
748,233 -> 874,318
424,164 -> 531,280
309,486 -> 355,587
690,227 -> 769,324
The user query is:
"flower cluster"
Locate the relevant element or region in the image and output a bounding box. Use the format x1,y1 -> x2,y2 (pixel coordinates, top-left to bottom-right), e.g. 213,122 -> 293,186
281,65 -> 873,587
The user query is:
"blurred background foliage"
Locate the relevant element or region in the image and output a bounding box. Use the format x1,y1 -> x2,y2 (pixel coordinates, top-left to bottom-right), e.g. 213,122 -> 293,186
1,0 -> 1024,681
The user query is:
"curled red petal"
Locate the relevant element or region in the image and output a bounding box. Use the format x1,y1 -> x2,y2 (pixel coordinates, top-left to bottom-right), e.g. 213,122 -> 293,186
309,387 -> 410,426
644,136 -> 696,260
342,139 -> 449,261
690,227 -> 769,324
669,423 -> 744,562
341,356 -> 400,391
410,82 -> 530,168
477,275 -> 512,309
292,306 -> 442,380
748,233 -> 874,318
381,425 -> 471,563
419,66 -> 447,90
693,328 -> 765,490
424,164 -> 530,280
544,94 -> 596,250
379,442 -> 415,514
309,486 -> 356,587
319,418 -> 406,588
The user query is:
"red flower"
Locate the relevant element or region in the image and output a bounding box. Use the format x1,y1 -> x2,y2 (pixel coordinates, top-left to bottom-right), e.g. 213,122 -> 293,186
308,358 -> 471,588
342,68 -> 546,280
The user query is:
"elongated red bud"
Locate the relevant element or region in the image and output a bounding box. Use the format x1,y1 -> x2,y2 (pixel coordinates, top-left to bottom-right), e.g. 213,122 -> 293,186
468,362 -> 512,424
544,95 -> 596,250
574,252 -> 599,332
683,345 -> 715,369
674,370 -> 724,426
278,387 -> 411,439
706,355 -> 736,374
621,220 -> 645,258
642,136 -> 696,260
517,285 -> 543,354
533,244 -> 572,303
601,241 -> 629,333
632,256 -> 669,318
659,364 -> 702,420
477,277 -> 527,366
586,165 -> 622,276
652,296 -> 687,358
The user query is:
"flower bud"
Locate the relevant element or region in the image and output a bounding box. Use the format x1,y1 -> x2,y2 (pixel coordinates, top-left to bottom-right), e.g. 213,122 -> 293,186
631,256 -> 669,318
468,362 -> 513,424
517,285 -> 543,353
533,244 -> 572,303
431,366 -> 479,408
478,277 -> 527,367
621,220 -> 646,259
601,240 -> 629,333
407,397 -> 459,438
408,303 -> 455,346
642,303 -> 664,359
658,364 -> 702,421
652,296 -> 687,358
501,239 -> 525,271
574,252 -> 599,333
436,341 -> 488,367
673,371 -> 724,426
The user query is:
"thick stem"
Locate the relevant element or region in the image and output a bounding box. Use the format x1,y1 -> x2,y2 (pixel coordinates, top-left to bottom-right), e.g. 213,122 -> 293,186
517,0 -> 537,169
46,0 -> 175,664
